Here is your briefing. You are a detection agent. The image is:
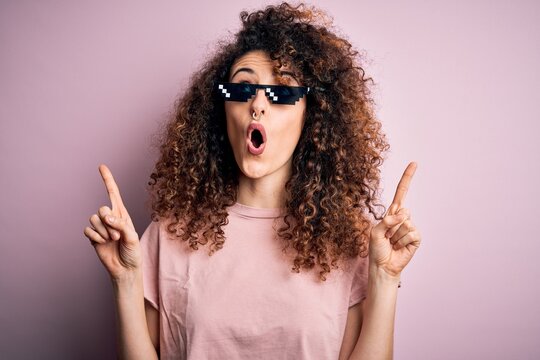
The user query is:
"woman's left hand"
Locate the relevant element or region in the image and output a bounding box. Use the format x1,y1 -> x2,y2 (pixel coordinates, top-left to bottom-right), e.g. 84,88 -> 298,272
369,162 -> 422,278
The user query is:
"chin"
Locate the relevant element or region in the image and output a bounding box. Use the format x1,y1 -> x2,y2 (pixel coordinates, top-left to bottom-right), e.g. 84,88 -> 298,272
239,160 -> 270,179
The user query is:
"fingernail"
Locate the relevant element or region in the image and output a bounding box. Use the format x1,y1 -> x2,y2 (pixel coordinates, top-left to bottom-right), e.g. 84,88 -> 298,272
107,216 -> 115,223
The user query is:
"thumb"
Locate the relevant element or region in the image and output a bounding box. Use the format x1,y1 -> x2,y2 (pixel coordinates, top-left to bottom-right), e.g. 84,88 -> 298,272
383,213 -> 407,229
372,213 -> 407,238
104,215 -> 137,243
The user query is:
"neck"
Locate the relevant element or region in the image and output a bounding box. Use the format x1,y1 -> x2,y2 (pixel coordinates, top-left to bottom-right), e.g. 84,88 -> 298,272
236,164 -> 291,209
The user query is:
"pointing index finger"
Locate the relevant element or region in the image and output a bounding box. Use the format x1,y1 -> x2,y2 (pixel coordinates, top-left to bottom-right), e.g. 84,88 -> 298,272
98,164 -> 126,217
389,162 -> 417,214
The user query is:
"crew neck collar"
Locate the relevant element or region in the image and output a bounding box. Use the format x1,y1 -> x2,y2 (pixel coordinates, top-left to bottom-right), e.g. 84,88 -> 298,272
228,202 -> 286,219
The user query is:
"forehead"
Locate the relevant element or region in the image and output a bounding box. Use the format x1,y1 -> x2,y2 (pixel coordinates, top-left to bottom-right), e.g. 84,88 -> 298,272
229,50 -> 295,78
231,50 -> 275,70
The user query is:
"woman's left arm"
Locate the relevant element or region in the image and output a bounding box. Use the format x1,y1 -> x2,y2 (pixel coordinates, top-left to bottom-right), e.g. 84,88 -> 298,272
347,162 -> 422,360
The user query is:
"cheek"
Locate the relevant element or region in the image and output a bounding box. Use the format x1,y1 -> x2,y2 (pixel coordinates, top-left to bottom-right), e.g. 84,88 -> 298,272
225,105 -> 243,145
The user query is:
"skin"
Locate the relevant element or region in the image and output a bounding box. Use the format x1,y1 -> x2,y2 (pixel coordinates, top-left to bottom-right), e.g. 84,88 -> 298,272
84,165 -> 158,359
225,50 -> 307,209
83,51 -> 422,359
370,162 -> 421,277
342,162 -> 422,360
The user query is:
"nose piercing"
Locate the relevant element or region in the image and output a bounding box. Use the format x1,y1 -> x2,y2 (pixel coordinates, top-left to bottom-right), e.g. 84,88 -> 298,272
252,111 -> 261,120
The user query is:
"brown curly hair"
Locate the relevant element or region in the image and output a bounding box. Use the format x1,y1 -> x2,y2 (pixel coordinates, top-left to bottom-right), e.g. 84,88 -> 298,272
147,2 -> 390,281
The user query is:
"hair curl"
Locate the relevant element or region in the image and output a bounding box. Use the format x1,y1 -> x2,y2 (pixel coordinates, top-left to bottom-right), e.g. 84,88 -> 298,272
147,2 -> 390,281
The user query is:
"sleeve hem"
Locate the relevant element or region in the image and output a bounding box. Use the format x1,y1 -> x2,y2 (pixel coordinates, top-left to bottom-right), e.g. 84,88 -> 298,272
348,294 -> 367,308
144,296 -> 159,311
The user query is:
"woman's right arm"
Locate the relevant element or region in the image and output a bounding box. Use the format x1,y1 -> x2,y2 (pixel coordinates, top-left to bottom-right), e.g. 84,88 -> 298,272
112,271 -> 159,360
83,164 -> 158,359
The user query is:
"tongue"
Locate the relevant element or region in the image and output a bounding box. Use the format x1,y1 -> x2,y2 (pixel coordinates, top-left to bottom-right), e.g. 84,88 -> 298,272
251,130 -> 263,148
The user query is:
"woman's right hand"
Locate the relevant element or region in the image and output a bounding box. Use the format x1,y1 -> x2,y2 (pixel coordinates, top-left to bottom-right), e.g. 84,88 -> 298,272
83,164 -> 142,282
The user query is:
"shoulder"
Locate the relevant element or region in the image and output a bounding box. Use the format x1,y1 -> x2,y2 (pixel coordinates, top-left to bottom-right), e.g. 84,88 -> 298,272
138,216 -> 184,257
140,216 -> 187,241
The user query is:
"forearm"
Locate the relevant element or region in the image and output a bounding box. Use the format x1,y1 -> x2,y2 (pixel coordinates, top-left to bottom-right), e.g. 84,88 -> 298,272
348,265 -> 400,360
112,270 -> 158,360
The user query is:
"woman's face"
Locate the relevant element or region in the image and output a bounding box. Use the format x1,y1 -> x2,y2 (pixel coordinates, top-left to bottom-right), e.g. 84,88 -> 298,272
224,50 -> 307,181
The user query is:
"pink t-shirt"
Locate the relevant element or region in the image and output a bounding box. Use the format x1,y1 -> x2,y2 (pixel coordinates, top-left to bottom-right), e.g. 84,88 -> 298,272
139,202 -> 369,360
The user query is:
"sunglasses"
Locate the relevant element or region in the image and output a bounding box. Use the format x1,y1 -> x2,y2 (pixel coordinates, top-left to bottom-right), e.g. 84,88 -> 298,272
216,82 -> 311,105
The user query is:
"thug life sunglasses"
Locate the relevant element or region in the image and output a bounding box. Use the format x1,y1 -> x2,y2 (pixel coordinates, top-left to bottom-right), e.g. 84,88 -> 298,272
216,82 -> 312,105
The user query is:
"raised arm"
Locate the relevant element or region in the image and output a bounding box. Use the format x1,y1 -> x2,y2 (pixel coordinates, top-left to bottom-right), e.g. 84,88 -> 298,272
83,164 -> 158,359
347,162 -> 422,360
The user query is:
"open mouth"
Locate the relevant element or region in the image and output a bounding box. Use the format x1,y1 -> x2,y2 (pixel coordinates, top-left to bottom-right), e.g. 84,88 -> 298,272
246,123 -> 267,155
250,129 -> 264,148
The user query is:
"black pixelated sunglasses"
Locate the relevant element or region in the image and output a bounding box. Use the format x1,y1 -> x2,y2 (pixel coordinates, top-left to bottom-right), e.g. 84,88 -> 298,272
216,82 -> 311,105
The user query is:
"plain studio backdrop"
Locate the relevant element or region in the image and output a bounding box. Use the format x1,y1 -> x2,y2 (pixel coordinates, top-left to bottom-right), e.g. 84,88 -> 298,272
1,0 -> 539,359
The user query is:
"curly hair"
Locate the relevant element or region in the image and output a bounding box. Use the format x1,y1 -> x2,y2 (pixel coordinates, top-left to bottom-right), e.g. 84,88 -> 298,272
147,2 -> 390,281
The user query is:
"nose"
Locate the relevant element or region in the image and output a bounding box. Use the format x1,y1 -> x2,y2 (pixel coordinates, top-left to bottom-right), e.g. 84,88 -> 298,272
250,88 -> 268,119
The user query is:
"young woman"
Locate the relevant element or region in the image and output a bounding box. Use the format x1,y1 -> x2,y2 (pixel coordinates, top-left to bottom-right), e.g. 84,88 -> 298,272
84,3 -> 421,359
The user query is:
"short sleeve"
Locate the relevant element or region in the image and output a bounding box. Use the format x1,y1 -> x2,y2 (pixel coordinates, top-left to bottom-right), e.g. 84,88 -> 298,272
139,220 -> 160,310
348,254 -> 370,307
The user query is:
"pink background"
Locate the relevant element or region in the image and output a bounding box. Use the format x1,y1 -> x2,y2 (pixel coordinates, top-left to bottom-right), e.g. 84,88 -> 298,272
1,1 -> 539,359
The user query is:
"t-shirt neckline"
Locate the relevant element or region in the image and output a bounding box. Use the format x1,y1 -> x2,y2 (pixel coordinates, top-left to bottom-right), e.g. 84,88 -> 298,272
228,202 -> 285,219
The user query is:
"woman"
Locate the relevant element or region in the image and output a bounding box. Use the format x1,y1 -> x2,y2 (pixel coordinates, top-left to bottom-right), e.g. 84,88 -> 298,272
84,3 -> 421,359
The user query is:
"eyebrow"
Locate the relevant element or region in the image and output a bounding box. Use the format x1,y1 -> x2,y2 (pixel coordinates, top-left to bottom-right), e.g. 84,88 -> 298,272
229,67 -> 299,83
230,67 -> 254,81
